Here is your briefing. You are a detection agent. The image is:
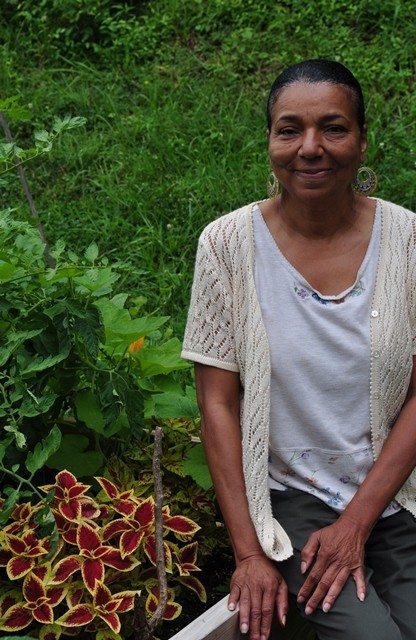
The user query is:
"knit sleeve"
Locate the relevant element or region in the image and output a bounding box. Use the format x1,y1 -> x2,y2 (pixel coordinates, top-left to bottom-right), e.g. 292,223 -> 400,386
181,237 -> 239,372
409,218 -> 416,355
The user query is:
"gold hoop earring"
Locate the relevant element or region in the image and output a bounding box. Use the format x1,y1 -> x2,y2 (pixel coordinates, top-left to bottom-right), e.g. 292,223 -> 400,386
267,171 -> 280,198
352,166 -> 377,196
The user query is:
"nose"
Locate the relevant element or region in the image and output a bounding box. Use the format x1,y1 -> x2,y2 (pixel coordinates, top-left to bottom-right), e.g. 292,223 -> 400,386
299,128 -> 323,158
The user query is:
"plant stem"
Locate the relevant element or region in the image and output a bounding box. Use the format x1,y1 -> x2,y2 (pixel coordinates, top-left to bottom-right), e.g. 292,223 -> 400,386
0,111 -> 55,268
0,464 -> 43,500
148,425 -> 168,632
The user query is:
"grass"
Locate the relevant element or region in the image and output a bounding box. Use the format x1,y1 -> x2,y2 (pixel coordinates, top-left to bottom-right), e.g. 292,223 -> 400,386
1,0 -> 416,335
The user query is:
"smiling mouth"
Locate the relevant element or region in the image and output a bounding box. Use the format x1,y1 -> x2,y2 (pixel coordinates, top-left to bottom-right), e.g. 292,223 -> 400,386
294,169 -> 332,179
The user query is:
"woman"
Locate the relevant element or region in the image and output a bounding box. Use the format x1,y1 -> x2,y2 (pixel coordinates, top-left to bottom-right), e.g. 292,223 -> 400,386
181,59 -> 416,640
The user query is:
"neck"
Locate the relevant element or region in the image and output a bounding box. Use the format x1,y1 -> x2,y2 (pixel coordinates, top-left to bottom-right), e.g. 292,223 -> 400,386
278,189 -> 360,239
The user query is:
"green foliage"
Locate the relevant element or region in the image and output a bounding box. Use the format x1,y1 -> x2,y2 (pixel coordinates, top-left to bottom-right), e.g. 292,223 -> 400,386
0,210 -> 191,505
1,0 -> 415,337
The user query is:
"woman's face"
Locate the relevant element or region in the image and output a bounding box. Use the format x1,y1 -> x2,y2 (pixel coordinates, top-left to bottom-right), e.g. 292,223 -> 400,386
268,81 -> 367,201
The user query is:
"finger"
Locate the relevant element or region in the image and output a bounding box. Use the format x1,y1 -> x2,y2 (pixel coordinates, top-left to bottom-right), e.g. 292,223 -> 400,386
259,589 -> 275,640
238,585 -> 251,635
300,534 -> 320,574
352,566 -> 366,602
248,587 -> 263,639
276,578 -> 289,628
297,559 -> 328,603
321,567 -> 350,613
301,567 -> 339,614
228,582 -> 240,611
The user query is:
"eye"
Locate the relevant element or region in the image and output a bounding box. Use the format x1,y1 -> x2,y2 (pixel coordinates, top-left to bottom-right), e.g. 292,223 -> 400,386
277,127 -> 298,137
325,125 -> 347,134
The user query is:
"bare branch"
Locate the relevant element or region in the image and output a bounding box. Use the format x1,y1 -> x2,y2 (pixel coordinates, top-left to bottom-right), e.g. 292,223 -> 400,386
149,425 -> 168,631
0,111 -> 55,268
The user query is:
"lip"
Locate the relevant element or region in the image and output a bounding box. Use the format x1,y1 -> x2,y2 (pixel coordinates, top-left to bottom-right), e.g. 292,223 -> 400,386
294,169 -> 332,178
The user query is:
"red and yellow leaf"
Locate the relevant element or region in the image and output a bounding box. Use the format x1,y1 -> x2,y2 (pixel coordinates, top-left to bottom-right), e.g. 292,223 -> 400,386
55,470 -> 79,490
93,582 -> 112,608
0,602 -> 32,631
162,601 -> 182,621
52,556 -> 81,584
47,586 -> 67,607
6,534 -> 26,555
102,549 -> 140,572
58,500 -> 81,522
33,602 -> 54,624
102,519 -> 129,542
95,476 -> 119,500
56,604 -> 94,627
112,591 -> 138,613
145,593 -> 157,615
0,549 -> 12,566
0,591 -> 20,616
163,515 -> 200,535
144,537 -> 172,572
135,498 -> 154,529
119,529 -> 143,558
66,585 -> 85,609
77,522 -> 101,552
97,611 -> 121,634
177,576 -> 207,602
39,623 -> 62,640
82,558 -> 105,593
6,556 -> 34,580
23,572 -> 46,604
177,542 -> 198,567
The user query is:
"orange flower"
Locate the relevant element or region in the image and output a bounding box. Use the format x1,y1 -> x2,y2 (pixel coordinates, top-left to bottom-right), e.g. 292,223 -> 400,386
128,337 -> 145,353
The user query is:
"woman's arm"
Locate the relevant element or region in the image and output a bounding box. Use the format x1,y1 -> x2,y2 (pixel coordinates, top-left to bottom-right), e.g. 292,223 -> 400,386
195,363 -> 288,640
297,356 -> 416,615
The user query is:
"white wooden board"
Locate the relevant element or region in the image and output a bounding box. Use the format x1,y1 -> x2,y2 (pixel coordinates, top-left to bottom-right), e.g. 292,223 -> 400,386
168,595 -> 243,640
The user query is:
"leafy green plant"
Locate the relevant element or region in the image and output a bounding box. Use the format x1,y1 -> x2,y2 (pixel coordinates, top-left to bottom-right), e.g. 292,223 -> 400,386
0,208 -> 192,516
0,469 -> 204,638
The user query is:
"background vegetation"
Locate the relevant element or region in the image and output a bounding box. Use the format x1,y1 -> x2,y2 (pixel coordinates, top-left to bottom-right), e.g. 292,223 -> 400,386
0,1 -> 415,637
1,0 -> 415,335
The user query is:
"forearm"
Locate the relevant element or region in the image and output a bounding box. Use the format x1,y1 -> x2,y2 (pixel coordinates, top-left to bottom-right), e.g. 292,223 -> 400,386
200,405 -> 264,562
341,394 -> 416,535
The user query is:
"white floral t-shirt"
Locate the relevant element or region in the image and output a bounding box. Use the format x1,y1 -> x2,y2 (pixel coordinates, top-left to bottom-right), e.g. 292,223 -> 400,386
253,202 -> 400,517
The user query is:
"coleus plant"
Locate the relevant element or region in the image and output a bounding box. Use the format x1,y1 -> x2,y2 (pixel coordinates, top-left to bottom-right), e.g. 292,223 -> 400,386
0,470 -> 205,639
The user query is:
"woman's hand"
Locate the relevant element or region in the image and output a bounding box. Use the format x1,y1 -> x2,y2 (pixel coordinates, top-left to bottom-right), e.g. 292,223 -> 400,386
228,553 -> 288,640
297,516 -> 368,615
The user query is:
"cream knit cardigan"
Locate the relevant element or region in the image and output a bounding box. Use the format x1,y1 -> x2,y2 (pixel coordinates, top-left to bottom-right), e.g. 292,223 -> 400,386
182,198 -> 416,561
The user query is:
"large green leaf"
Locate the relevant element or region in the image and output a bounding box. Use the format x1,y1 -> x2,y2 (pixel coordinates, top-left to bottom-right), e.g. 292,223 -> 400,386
46,434 -> 103,477
182,444 -> 212,490
94,298 -> 168,350
20,392 -> 57,417
74,267 -> 119,297
21,350 -> 69,377
25,425 -> 62,474
145,387 -> 198,419
74,390 -> 105,432
138,338 -> 190,377
75,389 -> 127,437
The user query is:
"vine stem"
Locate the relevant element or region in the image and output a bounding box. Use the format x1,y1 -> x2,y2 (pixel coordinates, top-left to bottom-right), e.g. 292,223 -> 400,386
148,425 -> 168,631
0,111 -> 55,268
0,464 -> 43,500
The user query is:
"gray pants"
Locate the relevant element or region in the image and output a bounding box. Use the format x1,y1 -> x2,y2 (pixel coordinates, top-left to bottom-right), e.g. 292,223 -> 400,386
271,489 -> 416,640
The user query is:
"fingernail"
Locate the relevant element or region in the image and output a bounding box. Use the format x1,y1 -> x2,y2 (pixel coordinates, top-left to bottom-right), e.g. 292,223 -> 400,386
282,614 -> 286,627
301,561 -> 307,574
241,623 -> 248,633
261,635 -> 267,640
228,602 -> 235,611
323,603 -> 330,613
305,606 -> 313,615
359,592 -> 365,602
297,596 -> 305,603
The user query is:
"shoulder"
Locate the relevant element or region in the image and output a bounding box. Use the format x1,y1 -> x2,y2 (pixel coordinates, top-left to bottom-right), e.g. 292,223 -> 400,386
379,197 -> 416,227
198,202 -> 255,248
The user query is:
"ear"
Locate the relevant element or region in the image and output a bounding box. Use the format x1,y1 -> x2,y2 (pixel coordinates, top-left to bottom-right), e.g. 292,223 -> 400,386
360,125 -> 368,162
